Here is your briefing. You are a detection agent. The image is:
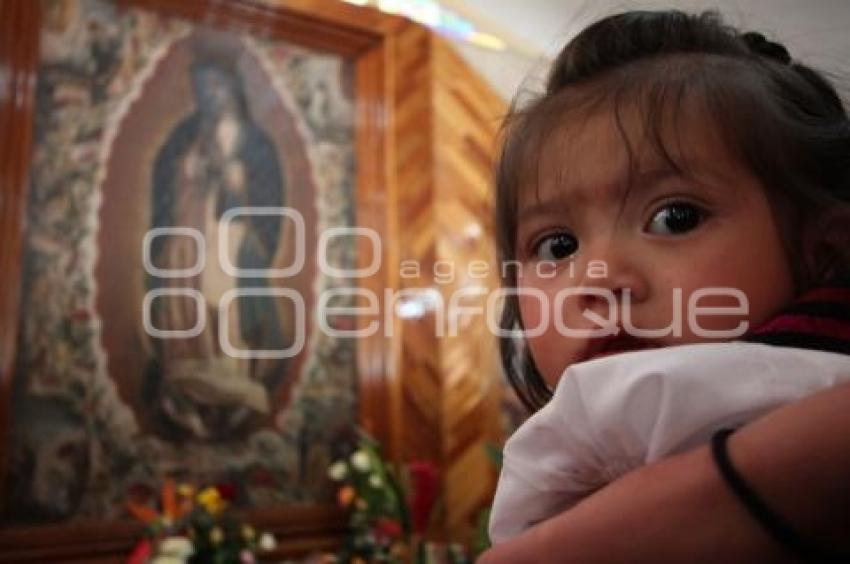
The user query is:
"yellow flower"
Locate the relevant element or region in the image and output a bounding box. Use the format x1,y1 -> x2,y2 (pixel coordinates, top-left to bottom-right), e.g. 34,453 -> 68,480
209,526 -> 224,545
197,487 -> 225,515
242,524 -> 256,541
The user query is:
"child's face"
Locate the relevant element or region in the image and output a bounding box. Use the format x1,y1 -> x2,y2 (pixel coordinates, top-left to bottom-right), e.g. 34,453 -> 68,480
515,107 -> 796,387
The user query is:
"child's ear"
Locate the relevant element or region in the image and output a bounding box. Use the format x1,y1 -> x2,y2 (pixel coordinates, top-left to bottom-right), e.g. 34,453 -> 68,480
804,206 -> 850,286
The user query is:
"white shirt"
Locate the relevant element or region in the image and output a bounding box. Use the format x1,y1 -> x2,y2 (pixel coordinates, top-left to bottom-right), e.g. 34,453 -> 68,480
489,342 -> 850,544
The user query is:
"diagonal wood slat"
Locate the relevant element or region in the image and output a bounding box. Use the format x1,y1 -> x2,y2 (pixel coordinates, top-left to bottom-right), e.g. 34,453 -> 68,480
391,22 -> 506,543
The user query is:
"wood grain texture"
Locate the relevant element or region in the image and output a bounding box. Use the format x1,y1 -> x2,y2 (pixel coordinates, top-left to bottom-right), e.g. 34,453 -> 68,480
391,23 -> 506,543
432,35 -> 505,543
0,0 -> 39,530
393,24 -> 443,469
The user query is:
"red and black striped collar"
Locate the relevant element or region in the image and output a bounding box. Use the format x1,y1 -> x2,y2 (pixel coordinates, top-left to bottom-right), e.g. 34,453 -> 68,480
740,284 -> 850,355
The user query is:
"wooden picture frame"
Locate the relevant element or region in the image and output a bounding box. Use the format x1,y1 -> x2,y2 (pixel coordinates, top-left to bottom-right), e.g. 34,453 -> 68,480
0,0 -> 406,560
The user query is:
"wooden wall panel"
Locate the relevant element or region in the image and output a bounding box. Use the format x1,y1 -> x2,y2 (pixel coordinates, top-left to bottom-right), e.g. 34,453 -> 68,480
392,24 -> 443,466
391,22 -> 506,543
0,0 -> 39,513
432,37 -> 505,542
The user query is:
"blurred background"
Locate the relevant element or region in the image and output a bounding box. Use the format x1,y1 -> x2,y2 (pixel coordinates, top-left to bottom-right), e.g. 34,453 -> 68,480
385,0 -> 850,100
0,1 -> 847,562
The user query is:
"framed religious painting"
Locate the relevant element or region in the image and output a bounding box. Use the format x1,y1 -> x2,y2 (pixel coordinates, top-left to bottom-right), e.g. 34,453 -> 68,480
0,0 -> 403,560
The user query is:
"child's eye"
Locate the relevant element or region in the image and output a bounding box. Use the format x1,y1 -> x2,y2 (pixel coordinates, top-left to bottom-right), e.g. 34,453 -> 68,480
533,232 -> 578,261
645,202 -> 706,235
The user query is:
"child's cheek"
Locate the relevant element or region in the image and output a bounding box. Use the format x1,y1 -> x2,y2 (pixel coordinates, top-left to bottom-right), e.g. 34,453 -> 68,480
517,285 -> 584,386
678,289 -> 752,340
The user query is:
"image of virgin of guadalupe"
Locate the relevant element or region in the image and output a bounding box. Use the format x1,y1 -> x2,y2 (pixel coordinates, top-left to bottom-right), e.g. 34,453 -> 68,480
146,53 -> 290,441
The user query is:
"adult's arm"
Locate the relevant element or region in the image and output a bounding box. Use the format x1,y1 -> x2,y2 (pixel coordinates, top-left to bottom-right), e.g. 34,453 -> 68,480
478,382 -> 850,563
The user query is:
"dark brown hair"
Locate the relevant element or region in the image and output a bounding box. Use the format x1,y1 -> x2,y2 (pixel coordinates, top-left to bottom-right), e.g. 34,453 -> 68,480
496,10 -> 850,412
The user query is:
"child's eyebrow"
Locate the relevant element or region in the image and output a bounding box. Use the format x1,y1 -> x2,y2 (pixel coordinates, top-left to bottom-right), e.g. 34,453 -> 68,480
518,199 -> 572,224
518,168 -> 686,224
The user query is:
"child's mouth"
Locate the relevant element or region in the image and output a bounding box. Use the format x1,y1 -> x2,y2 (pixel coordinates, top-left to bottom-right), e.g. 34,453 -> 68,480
585,333 -> 660,361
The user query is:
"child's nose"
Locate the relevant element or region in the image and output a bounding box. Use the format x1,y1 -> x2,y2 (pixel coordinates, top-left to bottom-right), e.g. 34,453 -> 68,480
576,246 -> 649,306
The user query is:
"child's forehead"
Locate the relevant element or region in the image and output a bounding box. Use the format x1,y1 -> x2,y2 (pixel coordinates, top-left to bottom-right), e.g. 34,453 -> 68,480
518,99 -> 744,210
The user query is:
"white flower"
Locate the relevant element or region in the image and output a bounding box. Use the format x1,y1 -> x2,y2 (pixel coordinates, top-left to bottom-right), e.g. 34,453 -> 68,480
327,461 -> 348,481
369,474 -> 383,488
209,527 -> 224,545
350,450 -> 370,472
151,557 -> 188,564
158,537 -> 194,558
259,532 -> 277,551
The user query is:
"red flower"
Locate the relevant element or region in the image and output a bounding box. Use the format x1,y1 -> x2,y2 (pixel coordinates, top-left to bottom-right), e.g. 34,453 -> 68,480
127,539 -> 152,564
408,461 -> 439,534
374,517 -> 403,540
215,483 -> 237,501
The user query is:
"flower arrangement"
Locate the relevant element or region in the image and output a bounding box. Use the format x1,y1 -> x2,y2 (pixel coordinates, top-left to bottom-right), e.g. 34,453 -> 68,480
125,435 -> 496,563
126,480 -> 276,564
325,432 -> 469,564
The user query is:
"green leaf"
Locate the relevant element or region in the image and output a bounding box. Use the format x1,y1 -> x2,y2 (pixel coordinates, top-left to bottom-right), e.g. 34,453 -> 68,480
484,442 -> 503,469
472,507 -> 492,558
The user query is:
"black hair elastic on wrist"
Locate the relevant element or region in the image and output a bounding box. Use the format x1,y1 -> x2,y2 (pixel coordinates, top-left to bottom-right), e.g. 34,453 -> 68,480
711,428 -> 850,563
